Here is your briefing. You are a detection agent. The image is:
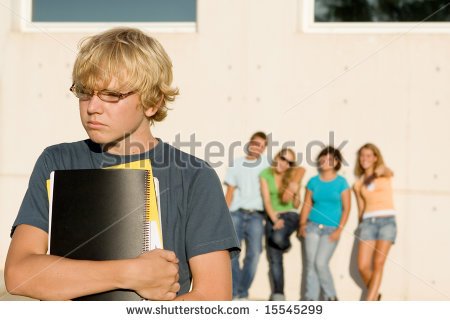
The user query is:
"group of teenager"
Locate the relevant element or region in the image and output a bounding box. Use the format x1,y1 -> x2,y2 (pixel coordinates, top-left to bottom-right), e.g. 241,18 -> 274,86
4,27 -> 395,301
226,132 -> 397,301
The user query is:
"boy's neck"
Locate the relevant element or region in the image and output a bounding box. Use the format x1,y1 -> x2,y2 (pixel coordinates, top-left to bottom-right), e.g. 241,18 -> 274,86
246,154 -> 259,161
102,134 -> 159,156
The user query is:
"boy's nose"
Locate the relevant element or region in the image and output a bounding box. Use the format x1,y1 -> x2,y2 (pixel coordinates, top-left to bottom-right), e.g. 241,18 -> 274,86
86,95 -> 105,114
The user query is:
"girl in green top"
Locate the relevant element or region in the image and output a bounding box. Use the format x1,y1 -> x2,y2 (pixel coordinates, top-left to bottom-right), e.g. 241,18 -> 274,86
260,148 -> 305,301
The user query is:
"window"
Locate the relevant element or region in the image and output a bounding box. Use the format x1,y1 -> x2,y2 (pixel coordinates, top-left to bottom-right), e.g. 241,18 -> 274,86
301,0 -> 450,33
18,0 -> 196,32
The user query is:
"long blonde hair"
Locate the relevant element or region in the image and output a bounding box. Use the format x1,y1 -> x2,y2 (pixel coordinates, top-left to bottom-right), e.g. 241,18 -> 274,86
272,148 -> 296,202
354,143 -> 393,179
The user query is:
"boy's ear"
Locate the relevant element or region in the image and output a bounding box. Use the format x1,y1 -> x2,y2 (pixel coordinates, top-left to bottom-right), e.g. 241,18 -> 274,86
144,106 -> 158,118
143,96 -> 164,118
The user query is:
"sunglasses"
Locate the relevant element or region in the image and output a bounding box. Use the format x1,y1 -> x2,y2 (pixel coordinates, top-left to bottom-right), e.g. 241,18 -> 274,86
279,155 -> 295,167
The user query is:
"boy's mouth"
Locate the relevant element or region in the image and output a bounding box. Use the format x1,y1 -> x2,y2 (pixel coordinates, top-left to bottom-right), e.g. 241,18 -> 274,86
87,120 -> 107,129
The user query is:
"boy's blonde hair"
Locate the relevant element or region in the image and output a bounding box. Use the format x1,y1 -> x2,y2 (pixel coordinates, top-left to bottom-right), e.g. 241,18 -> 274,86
72,27 -> 179,123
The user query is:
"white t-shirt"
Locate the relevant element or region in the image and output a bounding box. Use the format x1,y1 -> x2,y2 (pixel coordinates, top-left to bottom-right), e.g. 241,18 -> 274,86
224,155 -> 270,212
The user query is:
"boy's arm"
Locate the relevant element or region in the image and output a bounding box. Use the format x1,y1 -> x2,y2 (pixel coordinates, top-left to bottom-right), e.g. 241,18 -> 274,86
5,224 -> 180,301
224,184 -> 235,208
174,250 -> 231,301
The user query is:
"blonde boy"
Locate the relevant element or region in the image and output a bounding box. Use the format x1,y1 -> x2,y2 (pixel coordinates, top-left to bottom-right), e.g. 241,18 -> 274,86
5,27 -> 239,300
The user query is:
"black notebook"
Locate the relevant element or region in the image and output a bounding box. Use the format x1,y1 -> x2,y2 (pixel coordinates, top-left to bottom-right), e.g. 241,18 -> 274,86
48,169 -> 162,301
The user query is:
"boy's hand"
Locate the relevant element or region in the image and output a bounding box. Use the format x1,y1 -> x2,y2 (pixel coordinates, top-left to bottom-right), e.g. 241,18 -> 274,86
126,249 -> 180,300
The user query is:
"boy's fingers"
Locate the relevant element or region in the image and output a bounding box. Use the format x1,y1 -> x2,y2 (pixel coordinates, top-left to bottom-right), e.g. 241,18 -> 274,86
153,249 -> 178,263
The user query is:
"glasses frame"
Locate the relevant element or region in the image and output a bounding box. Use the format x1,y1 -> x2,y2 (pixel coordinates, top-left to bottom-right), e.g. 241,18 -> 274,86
70,83 -> 136,103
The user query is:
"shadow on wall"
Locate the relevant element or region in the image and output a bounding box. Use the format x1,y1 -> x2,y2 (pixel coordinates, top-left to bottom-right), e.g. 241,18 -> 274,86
300,239 -> 306,299
349,237 -> 367,300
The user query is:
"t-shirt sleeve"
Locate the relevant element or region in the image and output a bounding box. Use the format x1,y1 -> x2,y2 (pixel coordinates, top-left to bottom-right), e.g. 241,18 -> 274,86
186,166 -> 240,260
306,177 -> 315,192
340,177 -> 350,193
11,149 -> 53,236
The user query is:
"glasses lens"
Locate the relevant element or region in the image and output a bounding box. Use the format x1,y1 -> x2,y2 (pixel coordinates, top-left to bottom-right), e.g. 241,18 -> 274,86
70,84 -> 133,103
98,91 -> 121,103
72,85 -> 92,101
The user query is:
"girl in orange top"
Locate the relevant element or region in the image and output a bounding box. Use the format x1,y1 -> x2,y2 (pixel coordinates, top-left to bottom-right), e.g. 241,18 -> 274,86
353,143 -> 396,301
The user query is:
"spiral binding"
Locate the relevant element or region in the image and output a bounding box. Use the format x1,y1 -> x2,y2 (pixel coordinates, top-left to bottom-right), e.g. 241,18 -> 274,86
143,171 -> 152,252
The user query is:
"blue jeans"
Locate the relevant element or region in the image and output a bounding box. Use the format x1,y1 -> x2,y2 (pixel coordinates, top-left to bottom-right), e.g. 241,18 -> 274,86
304,221 -> 339,300
265,211 -> 299,296
231,209 -> 265,298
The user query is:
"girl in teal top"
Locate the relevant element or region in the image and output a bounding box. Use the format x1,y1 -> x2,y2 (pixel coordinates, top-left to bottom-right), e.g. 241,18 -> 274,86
305,175 -> 349,227
298,146 -> 351,301
260,148 -> 305,301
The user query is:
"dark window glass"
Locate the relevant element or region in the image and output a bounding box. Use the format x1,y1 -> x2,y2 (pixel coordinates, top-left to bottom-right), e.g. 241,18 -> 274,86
32,0 -> 196,23
315,0 -> 450,22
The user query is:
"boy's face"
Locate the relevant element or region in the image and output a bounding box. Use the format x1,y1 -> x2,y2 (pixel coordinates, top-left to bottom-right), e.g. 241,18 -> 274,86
247,136 -> 266,158
78,78 -> 157,153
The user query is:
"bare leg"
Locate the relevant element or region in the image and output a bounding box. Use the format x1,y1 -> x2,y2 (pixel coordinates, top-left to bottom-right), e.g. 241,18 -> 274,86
366,240 -> 392,301
358,240 -> 376,287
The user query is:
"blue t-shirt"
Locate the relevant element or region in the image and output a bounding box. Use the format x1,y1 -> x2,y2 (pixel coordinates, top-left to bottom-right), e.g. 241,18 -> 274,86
224,156 -> 270,212
306,175 -> 349,227
12,139 -> 240,296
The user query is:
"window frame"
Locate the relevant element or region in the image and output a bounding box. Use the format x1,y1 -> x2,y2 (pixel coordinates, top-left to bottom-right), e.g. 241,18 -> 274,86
300,0 -> 450,34
16,0 -> 196,33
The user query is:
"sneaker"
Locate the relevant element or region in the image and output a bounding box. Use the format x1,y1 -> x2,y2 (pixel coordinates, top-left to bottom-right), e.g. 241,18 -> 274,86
327,296 -> 339,301
270,293 -> 286,301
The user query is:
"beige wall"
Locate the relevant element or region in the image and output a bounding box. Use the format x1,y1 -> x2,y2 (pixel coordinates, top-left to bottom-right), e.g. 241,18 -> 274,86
1,0 -> 449,300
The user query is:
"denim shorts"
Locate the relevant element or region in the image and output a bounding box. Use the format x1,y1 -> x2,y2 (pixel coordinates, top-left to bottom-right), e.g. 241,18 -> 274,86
357,216 -> 397,243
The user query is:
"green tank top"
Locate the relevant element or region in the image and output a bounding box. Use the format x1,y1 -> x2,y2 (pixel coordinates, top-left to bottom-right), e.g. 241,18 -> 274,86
260,167 -> 296,212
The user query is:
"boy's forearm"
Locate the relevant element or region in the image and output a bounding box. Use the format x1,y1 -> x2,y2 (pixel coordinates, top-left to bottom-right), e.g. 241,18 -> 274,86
6,253 -> 126,300
174,289 -> 231,301
173,251 -> 232,301
224,185 -> 235,208
173,291 -> 206,301
6,225 -> 180,301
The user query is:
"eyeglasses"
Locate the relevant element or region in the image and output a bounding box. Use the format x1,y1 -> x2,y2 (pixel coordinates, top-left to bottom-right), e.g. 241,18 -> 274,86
279,155 -> 295,167
70,83 -> 136,103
